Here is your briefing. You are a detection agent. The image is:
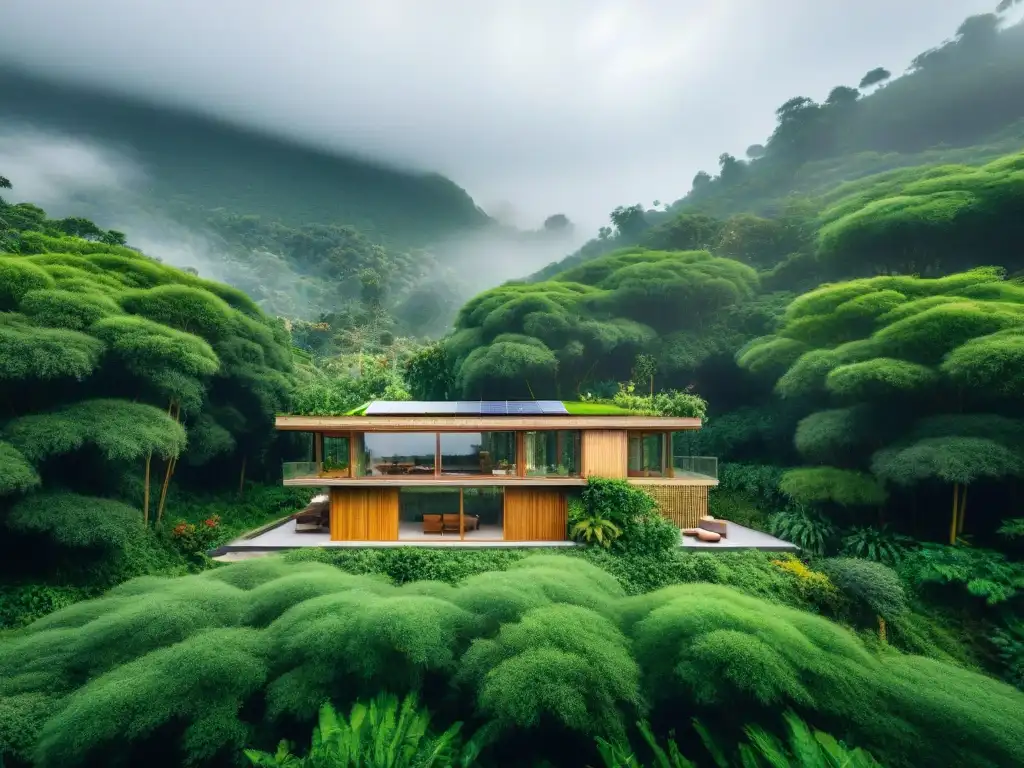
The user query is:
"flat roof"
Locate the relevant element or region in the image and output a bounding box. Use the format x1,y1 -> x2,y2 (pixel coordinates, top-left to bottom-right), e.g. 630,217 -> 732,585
275,415 -> 702,432
345,400 -> 641,417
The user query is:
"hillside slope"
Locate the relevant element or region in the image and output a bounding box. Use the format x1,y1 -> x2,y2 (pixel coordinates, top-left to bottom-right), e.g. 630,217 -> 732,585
532,10 -> 1024,281
0,67 -> 491,247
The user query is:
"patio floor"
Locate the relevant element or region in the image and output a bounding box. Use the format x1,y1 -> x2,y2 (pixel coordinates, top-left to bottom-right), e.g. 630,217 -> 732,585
211,519 -> 797,557
683,523 -> 799,552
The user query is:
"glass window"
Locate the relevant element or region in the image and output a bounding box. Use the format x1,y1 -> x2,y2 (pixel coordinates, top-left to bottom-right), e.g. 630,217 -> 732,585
321,435 -> 350,476
358,432 -> 437,476
524,431 -> 580,476
440,432 -> 516,475
628,433 -> 665,477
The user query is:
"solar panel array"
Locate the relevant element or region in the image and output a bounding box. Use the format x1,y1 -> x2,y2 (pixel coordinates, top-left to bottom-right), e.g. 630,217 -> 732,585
364,400 -> 569,416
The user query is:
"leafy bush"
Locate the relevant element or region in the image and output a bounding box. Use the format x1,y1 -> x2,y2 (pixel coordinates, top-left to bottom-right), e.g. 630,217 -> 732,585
768,507 -> 837,556
2,556 -> 1023,768
991,617 -> 1024,692
166,515 -> 223,556
244,693 -> 477,767
770,555 -> 839,612
572,478 -> 661,550
597,710 -> 883,768
840,525 -> 916,565
819,558 -> 908,641
898,543 -> 1024,606
614,513 -> 681,557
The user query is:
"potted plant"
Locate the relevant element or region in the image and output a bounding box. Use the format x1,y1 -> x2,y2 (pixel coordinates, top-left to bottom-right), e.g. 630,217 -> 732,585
493,459 -> 510,476
319,457 -> 349,478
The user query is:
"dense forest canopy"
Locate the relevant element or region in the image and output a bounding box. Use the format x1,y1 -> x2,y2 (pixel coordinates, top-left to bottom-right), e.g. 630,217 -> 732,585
3,4 -> 1024,767
0,186 -> 302,596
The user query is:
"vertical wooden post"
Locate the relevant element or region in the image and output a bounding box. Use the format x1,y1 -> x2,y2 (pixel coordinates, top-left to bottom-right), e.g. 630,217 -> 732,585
348,432 -> 358,478
459,487 -> 465,541
516,432 -> 526,477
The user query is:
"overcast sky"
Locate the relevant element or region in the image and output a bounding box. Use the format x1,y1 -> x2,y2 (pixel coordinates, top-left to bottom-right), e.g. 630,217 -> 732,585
0,0 -> 1008,230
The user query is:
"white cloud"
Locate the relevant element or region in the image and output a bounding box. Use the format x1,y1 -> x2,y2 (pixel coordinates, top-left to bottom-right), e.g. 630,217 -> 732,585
0,0 -> 1001,231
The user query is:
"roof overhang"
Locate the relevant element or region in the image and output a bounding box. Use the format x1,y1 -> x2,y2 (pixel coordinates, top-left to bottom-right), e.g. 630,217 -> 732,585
275,415 -> 703,432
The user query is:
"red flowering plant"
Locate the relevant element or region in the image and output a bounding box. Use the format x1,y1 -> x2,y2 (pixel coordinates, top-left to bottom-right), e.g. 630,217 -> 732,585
167,514 -> 222,554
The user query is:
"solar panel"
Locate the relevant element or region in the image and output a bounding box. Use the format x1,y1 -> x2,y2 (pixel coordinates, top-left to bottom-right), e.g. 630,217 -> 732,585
536,400 -> 568,415
423,401 -> 458,414
365,400 -> 567,416
508,401 -> 543,415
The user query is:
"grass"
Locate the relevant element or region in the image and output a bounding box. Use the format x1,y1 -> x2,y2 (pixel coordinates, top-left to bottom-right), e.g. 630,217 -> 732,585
562,401 -> 637,415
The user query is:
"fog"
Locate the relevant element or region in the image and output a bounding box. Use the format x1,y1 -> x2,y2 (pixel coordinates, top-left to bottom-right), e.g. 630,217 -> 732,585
0,128 -> 317,309
0,0 -> 1003,231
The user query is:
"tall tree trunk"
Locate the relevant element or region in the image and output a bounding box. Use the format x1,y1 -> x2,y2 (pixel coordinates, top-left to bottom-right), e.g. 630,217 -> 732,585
878,616 -> 887,645
949,482 -> 960,545
957,484 -> 968,535
156,400 -> 181,524
238,454 -> 247,497
143,452 -> 152,525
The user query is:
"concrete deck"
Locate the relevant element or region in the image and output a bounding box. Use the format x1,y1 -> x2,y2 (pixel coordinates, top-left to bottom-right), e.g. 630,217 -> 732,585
682,522 -> 799,552
211,519 -> 797,556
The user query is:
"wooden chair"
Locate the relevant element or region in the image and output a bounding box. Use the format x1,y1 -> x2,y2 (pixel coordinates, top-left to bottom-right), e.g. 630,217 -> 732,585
422,514 -> 443,535
441,514 -> 461,533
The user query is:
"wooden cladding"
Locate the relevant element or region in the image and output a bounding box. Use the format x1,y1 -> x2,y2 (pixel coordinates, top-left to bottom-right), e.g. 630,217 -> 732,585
581,430 -> 628,478
639,484 -> 709,529
329,487 -> 399,541
504,488 -> 568,541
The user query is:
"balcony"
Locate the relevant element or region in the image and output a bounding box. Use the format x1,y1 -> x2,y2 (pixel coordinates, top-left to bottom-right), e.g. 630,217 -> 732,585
283,462 -> 320,481
671,456 -> 718,482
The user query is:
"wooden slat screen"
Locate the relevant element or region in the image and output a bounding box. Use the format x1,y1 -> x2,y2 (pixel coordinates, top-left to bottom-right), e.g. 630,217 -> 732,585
504,488 -> 568,541
638,484 -> 709,529
329,487 -> 399,541
581,430 -> 627,478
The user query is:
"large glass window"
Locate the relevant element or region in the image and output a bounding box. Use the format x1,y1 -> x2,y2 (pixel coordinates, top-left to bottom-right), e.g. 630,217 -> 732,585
358,432 -> 437,476
524,431 -> 580,476
321,434 -> 350,477
628,432 -> 666,477
440,432 -> 516,475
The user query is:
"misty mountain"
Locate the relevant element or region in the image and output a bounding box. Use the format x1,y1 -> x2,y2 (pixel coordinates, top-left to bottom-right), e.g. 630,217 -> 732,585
0,66 -> 491,247
529,11 -> 1024,281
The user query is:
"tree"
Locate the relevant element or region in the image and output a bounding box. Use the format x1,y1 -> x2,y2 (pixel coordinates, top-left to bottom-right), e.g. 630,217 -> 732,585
691,171 -> 712,190
745,144 -> 766,159
610,205 -> 648,239
543,214 -> 572,232
0,174 -> 10,189
738,268 -> 1024,543
858,67 -> 891,89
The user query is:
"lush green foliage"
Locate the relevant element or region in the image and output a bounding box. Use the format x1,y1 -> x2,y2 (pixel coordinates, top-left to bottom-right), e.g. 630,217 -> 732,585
244,693 -> 476,768
2,554 -> 1022,768
0,193 -> 299,601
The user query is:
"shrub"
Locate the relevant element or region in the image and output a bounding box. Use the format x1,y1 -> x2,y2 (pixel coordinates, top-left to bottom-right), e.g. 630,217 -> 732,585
166,515 -> 223,556
840,525 -> 916,565
768,507 -> 837,556
770,555 -> 840,612
613,513 -> 681,557
3,556 -> 1024,768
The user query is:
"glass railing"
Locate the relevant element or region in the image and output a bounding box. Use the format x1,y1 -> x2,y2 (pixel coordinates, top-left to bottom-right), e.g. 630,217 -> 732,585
282,461 -> 320,481
671,456 -> 718,481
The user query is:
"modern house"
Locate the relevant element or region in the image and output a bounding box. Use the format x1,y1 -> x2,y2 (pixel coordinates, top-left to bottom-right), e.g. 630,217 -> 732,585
275,400 -> 719,543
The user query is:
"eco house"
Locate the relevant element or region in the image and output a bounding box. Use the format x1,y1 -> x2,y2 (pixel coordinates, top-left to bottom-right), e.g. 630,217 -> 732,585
276,400 -> 718,543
